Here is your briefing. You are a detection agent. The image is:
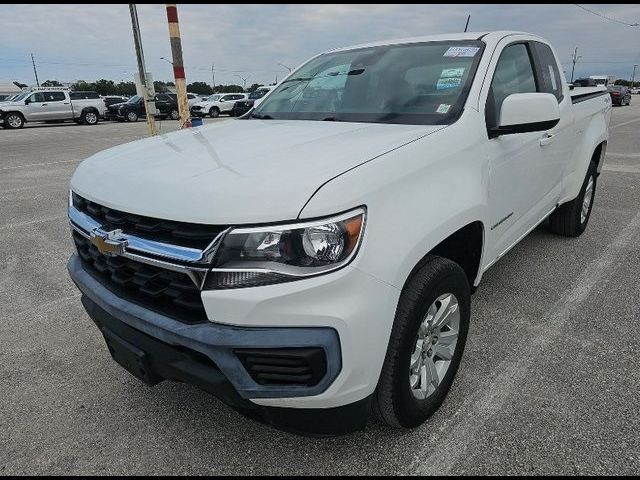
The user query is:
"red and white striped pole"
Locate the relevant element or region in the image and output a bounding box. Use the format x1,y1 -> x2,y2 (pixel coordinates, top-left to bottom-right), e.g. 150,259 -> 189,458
165,4 -> 191,128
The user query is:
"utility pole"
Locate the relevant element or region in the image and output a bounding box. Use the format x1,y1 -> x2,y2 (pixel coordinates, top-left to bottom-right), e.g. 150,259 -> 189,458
129,4 -> 158,136
165,4 -> 191,128
211,63 -> 215,92
464,14 -> 471,33
570,47 -> 582,83
632,64 -> 638,87
31,53 -> 40,88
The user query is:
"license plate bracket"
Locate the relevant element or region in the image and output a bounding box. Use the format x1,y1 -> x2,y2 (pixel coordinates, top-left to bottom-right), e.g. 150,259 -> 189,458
102,328 -> 162,386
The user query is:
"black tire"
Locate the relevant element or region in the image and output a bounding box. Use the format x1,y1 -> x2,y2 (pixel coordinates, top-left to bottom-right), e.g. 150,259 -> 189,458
548,161 -> 597,237
209,107 -> 220,118
3,112 -> 25,129
81,110 -> 99,125
125,111 -> 138,123
372,256 -> 471,428
169,109 -> 180,120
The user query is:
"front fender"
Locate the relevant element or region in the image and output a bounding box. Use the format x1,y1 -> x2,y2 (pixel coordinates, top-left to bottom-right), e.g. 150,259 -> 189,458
299,111 -> 490,289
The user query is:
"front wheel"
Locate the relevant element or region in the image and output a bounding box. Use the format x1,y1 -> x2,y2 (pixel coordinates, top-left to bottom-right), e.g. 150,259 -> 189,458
3,113 -> 24,129
169,109 -> 179,120
548,161 -> 597,237
126,111 -> 138,122
372,256 -> 470,428
209,107 -> 219,118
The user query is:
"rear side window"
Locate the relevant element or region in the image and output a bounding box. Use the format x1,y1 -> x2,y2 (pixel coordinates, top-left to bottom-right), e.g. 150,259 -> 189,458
530,41 -> 563,102
47,92 -> 66,102
485,43 -> 537,129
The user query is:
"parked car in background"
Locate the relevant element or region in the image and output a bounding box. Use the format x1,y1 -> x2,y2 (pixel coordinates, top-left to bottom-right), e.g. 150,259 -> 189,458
190,93 -> 247,118
590,75 -> 616,87
608,85 -> 631,106
231,86 -> 275,117
67,31 -> 611,435
571,78 -> 597,87
101,95 -> 130,109
187,93 -> 202,107
104,93 -> 180,122
630,87 -> 640,94
70,91 -> 101,100
0,88 -> 106,128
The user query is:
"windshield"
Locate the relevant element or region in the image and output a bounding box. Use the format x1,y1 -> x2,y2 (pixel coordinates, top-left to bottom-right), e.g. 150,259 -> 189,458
204,95 -> 221,102
253,41 -> 484,125
609,85 -> 622,91
127,95 -> 141,104
10,92 -> 30,102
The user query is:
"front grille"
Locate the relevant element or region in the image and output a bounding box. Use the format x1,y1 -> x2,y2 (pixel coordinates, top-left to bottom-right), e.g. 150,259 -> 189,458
73,230 -> 207,324
235,348 -> 327,386
72,193 -> 226,250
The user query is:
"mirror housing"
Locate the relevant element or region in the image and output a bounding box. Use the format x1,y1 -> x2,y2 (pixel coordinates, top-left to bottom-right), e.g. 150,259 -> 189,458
24,99 -> 30,105
489,93 -> 560,138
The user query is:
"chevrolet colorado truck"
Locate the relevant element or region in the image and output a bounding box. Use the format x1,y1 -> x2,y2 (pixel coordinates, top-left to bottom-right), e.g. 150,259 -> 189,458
67,31 -> 611,436
1,88 -> 106,128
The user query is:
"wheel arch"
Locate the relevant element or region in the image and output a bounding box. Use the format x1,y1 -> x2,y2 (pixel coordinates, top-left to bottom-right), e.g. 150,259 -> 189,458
401,220 -> 485,294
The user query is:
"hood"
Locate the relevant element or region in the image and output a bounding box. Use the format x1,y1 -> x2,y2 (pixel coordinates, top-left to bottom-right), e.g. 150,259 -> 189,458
71,119 -> 444,225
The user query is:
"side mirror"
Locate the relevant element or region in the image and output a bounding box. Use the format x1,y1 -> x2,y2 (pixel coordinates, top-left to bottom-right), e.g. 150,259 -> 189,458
489,93 -> 560,138
24,99 -> 30,105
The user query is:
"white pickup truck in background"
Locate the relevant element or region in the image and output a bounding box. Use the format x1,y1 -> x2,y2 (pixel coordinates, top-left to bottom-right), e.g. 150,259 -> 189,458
0,87 -> 107,129
67,31 -> 611,436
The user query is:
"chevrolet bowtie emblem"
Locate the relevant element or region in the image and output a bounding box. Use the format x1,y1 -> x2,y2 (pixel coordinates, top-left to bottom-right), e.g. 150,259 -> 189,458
90,229 -> 127,257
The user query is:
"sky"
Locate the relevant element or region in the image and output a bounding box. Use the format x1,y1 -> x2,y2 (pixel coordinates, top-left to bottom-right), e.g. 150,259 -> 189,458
1,4 -> 639,88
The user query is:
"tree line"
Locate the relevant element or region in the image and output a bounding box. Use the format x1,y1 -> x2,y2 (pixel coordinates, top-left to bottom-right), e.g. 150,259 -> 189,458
35,79 -> 266,95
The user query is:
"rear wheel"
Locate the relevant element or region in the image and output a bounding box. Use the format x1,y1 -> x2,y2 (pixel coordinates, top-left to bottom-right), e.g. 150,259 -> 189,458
3,113 -> 24,129
169,109 -> 179,120
81,110 -> 99,125
372,256 -> 470,428
548,161 -> 597,237
126,111 -> 138,122
209,107 -> 219,118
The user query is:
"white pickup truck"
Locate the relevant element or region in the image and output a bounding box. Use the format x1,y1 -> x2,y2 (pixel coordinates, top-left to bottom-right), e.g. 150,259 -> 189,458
67,31 -> 611,436
0,88 -> 106,129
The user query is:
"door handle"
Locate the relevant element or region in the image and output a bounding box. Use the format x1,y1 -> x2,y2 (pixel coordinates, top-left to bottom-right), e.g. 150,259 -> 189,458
539,133 -> 555,146
41,103 -> 48,106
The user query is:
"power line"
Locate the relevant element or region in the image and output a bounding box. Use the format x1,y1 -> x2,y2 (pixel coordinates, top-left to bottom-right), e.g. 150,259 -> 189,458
574,4 -> 640,27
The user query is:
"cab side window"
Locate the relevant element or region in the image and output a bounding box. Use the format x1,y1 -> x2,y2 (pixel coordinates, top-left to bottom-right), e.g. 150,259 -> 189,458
530,41 -> 563,102
47,92 -> 66,102
28,93 -> 45,103
486,43 -> 537,130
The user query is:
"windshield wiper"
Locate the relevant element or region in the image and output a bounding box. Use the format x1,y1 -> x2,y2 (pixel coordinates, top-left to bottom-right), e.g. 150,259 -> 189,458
250,112 -> 273,119
281,77 -> 312,84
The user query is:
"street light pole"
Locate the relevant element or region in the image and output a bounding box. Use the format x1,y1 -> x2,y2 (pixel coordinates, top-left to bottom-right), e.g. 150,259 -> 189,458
570,47 -> 582,83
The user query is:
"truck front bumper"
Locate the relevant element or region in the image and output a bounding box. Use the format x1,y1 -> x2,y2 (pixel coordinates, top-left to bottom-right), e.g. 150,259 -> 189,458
68,254 -> 377,436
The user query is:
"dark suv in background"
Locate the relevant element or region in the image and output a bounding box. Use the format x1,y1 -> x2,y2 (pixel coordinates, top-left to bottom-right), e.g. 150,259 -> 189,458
608,85 -> 632,106
105,93 -> 180,122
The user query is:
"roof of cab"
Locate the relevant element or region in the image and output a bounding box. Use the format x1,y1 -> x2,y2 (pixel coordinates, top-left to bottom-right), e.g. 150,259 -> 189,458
327,31 -> 531,53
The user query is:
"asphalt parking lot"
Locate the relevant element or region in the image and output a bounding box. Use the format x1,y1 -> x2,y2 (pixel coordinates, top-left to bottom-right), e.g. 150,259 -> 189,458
1,106 -> 639,475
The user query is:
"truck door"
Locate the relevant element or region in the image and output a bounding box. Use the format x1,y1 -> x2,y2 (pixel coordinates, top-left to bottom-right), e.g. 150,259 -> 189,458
24,92 -> 47,121
43,91 -> 73,120
483,41 -> 564,262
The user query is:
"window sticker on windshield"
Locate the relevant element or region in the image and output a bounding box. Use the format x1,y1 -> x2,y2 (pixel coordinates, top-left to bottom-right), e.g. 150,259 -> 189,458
441,67 -> 465,78
436,104 -> 451,114
436,77 -> 462,90
443,46 -> 480,57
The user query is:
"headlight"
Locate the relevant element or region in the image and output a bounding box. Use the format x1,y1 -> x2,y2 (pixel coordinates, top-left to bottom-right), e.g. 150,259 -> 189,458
204,207 -> 366,289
